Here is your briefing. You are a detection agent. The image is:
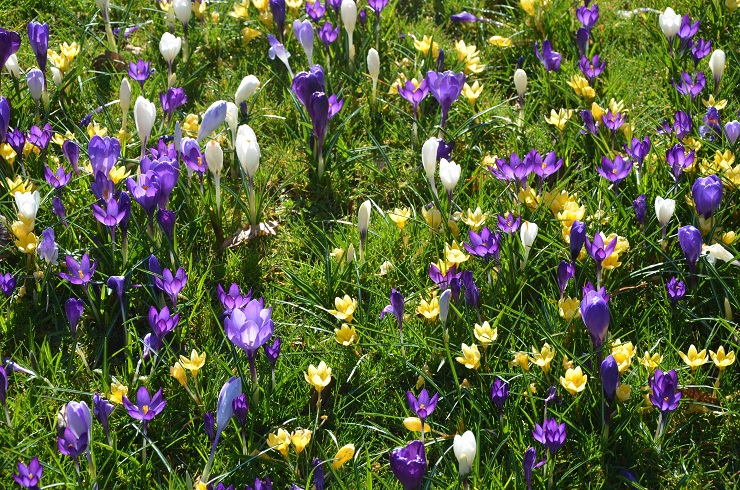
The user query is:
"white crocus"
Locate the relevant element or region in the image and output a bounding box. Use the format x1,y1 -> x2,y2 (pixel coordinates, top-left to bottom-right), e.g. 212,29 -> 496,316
702,243 -> 740,267
15,191 -> 41,228
439,158 -> 461,202
658,8 -> 681,43
453,431 -> 477,479
205,140 -> 224,213
225,102 -> 239,141
159,32 -> 182,83
51,67 -> 62,87
655,196 -> 676,229
357,200 -> 371,263
514,68 -> 527,102
235,75 -> 261,107
519,221 -> 538,269
4,54 -> 21,79
709,50 -> 725,95
367,48 -> 380,105
173,0 -> 192,27
341,0 -> 357,61
236,125 -> 260,225
422,137 -> 439,198
134,96 -> 156,157
120,77 -> 131,130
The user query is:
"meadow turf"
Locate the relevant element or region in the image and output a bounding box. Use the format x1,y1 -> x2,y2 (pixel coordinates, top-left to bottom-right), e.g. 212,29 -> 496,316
1,0 -> 740,488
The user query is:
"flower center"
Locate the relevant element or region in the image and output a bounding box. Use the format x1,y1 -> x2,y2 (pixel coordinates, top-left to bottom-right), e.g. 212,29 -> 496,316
77,269 -> 84,279
142,405 -> 149,414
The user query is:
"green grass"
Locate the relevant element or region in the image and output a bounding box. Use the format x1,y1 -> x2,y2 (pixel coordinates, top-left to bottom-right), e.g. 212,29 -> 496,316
1,0 -> 740,488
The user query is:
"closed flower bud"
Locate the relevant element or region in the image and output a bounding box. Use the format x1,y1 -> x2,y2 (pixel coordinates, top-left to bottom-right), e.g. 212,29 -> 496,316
173,0 -> 192,26
453,430 -> 477,478
514,68 -> 527,97
709,49 -> 725,89
120,78 -> 131,115
422,137 -> 439,194
654,196 -> 675,227
205,140 -> 223,177
51,67 -> 63,87
26,68 -> 44,102
439,158 -> 461,199
236,124 -> 260,179
235,75 -> 261,106
5,54 -> 21,79
159,32 -> 182,65
134,96 -> 156,147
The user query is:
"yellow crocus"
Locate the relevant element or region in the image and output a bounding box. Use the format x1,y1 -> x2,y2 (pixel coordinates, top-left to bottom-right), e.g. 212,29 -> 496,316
389,207 -> 411,231
0,143 -> 16,165
510,351 -> 530,371
267,428 -> 291,459
230,0 -> 250,19
455,40 -> 478,61
610,340 -> 635,373
562,355 -> 574,370
330,247 -> 345,263
179,350 -> 206,377
462,81 -> 483,106
591,102 -> 605,122
413,35 -> 440,59
252,0 -> 268,10
181,113 -> 200,136
109,166 -> 132,185
170,362 -> 188,387
403,417 -> 431,433
639,351 -> 662,372
328,295 -> 357,322
517,187 -> 540,211
291,428 -> 312,455
15,230 -> 38,254
560,366 -> 588,396
679,344 -> 709,371
473,321 -> 498,346
304,361 -> 332,393
456,343 -> 481,370
728,0 -> 739,12
464,57 -> 485,74
416,296 -> 439,321
567,75 -> 595,99
702,95 -> 727,109
545,109 -> 573,131
332,444 -> 355,469
520,0 -> 535,15
87,121 -> 108,138
445,241 -> 469,265
530,344 -> 555,373
543,189 -> 572,217
421,205 -> 443,231
557,201 -> 585,229
488,36 -> 512,47
335,323 -> 359,346
710,346 -> 735,370
558,297 -> 581,320
461,207 -> 487,230
616,384 -> 631,402
109,382 -> 128,404
720,231 -> 736,245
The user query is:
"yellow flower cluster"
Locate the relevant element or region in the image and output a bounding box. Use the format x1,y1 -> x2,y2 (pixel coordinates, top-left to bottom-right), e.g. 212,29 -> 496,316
545,108 -> 574,131
412,35 -> 440,59
48,42 -> 80,73
456,343 -> 481,370
530,343 -> 555,373
610,340 -> 635,373
0,143 -> 16,165
389,207 -> 411,231
473,321 -> 498,346
699,150 -> 740,188
560,366 -> 588,396
329,295 -> 357,322
10,185 -> 41,254
109,382 -> 129,404
567,75 -> 595,99
416,291 -> 440,321
455,40 -> 485,74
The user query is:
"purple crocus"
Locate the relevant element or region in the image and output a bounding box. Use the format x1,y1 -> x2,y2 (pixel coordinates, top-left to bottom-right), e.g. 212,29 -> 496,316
160,87 -> 187,122
224,299 -> 274,382
62,401 -> 92,459
665,144 -> 694,181
58,426 -> 88,461
557,260 -> 574,299
489,152 -> 531,189
461,270 -> 479,309
600,355 -> 619,400
293,19 -> 315,65
0,28 -> 21,72
390,440 -> 426,490
691,39 -> 711,65
581,110 -> 599,135
490,378 -> 509,423
317,22 -> 338,49
523,447 -> 545,490
534,40 -> 561,72
425,70 -> 465,129
91,194 -> 130,241
581,288 -> 610,348
649,369 -> 681,414
126,172 -> 161,225
533,150 -> 563,180
128,59 -> 153,90
674,72 -> 705,99
576,28 -> 589,57
406,389 -> 438,431
677,15 -> 699,41
217,283 -> 252,317
692,175 -> 722,218
570,220 -> 586,262
62,140 -> 80,174
13,457 -> 43,490
368,0 -> 388,16
624,136 -> 650,169
497,212 -> 521,234
7,128 -> 25,163
59,254 -> 97,286
428,263 -> 460,291
123,386 -> 166,427
673,110 -> 692,139
666,277 -> 685,305
532,417 -> 566,457
180,137 -> 204,174
379,288 -> 405,334
725,121 -> 740,145
269,0 -> 287,43
52,196 -> 67,225
37,228 -> 59,265
64,298 -> 84,336
93,392 -> 114,443
148,305 -> 180,345
0,97 -> 10,143
308,92 -> 330,159
699,106 -> 722,141
585,233 -> 617,272
596,154 -> 632,192
232,393 -> 249,426
88,135 -> 121,178
264,336 -> 281,372
27,22 -> 49,77
203,412 -> 216,444
577,4 -> 599,29
601,110 -> 625,135
306,0 -> 326,21
451,11 -> 484,22
578,55 -> 605,84
632,194 -> 646,227
27,124 -> 52,151
153,267 -> 187,306
44,165 -> 72,189
397,79 -> 429,119
464,226 -> 500,262
678,225 -> 702,276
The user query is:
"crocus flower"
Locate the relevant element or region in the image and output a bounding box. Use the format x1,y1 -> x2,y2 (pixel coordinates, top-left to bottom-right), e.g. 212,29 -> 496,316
451,11 -> 484,22
725,120 -> 740,145
709,49 -> 725,95
59,254 -> 96,286
217,283 -> 252,316
658,7 -> 681,44
692,175 -> 722,218
557,260 -> 574,298
148,305 -> 180,344
665,143 -> 694,182
649,369 -> 681,414
497,212 -> 521,234
126,172 -> 161,224
27,124 -> 52,151
317,22 -> 338,49
581,288 -> 610,348
406,389 -> 438,430
380,288 -> 405,335
578,55 -> 605,85
368,0 -> 388,16
700,106 -> 722,141
586,232 -> 617,276
674,71 -> 705,99
600,355 -> 619,400
666,277 -> 685,305
232,393 -> 248,426
91,194 -> 130,241
514,68 -> 527,106
180,137 -> 204,175
532,417 -> 566,457
27,22 -> 49,76
216,376 -> 242,442
93,392 -> 114,442
576,4 -> 599,29
64,298 -> 84,336
523,447 -> 545,490
44,166 -> 72,189
157,209 -> 175,242
677,14 -> 699,41
691,39 -> 711,65
0,273 -> 16,299
464,226 -> 500,262
62,140 -> 80,174
28,70 -> 44,102
624,136 -> 650,170
306,0 -> 326,21
678,225 -> 702,276
267,34 -> 293,78
128,59 -> 153,90
453,431 -> 477,478
269,0 -> 287,42
154,267 -> 187,306
390,440 -> 426,490
632,194 -> 646,227
197,100 -> 227,143
598,153 -> 632,189
426,70 -> 465,129
576,27 -> 589,57
264,336 -> 281,373
293,20 -> 315,66
160,87 -> 187,122
37,228 -> 58,265
134,96 -> 156,152
490,378 -> 509,419
13,457 -> 43,489
533,150 -> 563,179
398,79 -> 429,119
0,28 -> 21,72
0,97 -> 10,143
123,386 -> 166,427
534,40 -> 561,72
224,299 -> 274,382
203,412 -> 215,444
673,110 -> 692,139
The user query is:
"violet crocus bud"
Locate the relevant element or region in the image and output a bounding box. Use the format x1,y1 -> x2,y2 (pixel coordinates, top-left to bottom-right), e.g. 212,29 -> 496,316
197,100 -> 227,142
691,175 -> 722,219
678,225 -> 702,276
203,412 -> 215,444
293,20 -> 315,66
27,68 -> 44,103
600,355 -> 619,400
632,194 -> 646,227
65,298 -> 85,337
389,440 -> 426,490
557,260 -> 574,298
570,220 -> 586,263
581,288 -> 610,349
232,393 -> 248,426
490,378 -> 509,412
